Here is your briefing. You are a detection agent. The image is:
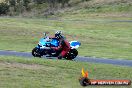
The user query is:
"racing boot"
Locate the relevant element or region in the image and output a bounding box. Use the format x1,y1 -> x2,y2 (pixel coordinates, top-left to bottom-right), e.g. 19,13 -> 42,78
58,55 -> 62,59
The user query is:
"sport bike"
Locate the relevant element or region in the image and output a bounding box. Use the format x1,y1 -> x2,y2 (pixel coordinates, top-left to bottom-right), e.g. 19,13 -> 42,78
32,33 -> 81,60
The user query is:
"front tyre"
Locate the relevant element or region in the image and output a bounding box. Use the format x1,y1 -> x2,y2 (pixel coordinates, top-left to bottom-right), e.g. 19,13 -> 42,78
32,47 -> 42,57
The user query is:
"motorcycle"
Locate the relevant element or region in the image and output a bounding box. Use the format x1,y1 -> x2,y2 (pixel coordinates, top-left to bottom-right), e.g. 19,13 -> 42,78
32,33 -> 81,60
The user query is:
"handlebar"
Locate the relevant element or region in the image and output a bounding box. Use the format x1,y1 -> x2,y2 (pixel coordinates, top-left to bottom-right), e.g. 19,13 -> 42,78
43,32 -> 50,38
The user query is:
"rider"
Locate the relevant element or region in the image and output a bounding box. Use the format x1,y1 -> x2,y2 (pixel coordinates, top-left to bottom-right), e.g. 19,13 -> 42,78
51,31 -> 70,59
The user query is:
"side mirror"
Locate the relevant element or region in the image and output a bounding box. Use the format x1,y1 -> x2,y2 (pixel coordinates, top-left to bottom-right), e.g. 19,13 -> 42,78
43,32 -> 46,37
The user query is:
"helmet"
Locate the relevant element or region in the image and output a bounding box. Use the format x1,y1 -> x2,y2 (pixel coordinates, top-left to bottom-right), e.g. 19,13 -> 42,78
55,31 -> 62,39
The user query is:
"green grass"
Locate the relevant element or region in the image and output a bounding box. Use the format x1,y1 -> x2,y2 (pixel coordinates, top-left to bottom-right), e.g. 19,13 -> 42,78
0,56 -> 131,88
0,17 -> 132,60
0,1 -> 132,88
0,0 -> 132,60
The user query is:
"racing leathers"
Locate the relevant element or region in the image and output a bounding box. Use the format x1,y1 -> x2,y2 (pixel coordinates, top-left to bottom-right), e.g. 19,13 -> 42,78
51,38 -> 70,59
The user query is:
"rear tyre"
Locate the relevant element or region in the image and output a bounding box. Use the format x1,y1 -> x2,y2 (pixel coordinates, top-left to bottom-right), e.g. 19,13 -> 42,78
65,49 -> 78,60
32,47 -> 42,57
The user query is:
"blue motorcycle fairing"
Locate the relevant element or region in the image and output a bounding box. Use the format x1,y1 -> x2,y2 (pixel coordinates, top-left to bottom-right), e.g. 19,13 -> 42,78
38,38 -> 59,48
70,41 -> 81,49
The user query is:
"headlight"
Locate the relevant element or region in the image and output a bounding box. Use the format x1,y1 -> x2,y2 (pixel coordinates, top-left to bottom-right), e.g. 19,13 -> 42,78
38,42 -> 42,47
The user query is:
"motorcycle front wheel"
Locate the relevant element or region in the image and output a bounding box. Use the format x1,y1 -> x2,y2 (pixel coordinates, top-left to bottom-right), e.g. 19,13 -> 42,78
32,47 -> 42,57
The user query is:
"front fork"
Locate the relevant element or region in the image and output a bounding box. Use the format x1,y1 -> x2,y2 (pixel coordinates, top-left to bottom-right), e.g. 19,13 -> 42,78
35,46 -> 44,55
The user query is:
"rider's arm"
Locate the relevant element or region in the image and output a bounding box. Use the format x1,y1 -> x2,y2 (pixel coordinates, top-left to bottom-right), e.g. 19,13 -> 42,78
51,40 -> 62,50
51,44 -> 62,50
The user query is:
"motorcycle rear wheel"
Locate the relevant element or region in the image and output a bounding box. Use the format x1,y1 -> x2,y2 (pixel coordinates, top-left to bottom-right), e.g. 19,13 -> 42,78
65,49 -> 78,60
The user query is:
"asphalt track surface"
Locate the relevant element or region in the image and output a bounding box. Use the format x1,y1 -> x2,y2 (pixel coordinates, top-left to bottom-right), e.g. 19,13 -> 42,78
0,50 -> 132,67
